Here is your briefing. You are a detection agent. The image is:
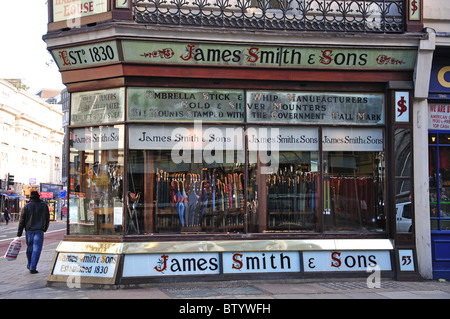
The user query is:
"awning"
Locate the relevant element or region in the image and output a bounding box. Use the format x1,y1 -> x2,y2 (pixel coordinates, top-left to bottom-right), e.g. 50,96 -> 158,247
0,193 -> 28,200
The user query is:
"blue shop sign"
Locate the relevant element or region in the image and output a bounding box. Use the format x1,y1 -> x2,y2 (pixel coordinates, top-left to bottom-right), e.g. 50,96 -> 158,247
430,64 -> 450,95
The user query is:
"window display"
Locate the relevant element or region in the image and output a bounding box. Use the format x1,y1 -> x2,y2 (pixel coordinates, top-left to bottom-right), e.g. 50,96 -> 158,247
66,89 -> 388,236
263,156 -> 319,232
429,132 -> 450,231
127,124 -> 245,234
128,150 -> 245,234
69,126 -> 124,235
322,127 -> 385,232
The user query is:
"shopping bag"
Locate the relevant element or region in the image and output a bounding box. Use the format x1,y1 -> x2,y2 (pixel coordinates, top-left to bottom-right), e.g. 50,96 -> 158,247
3,237 -> 22,261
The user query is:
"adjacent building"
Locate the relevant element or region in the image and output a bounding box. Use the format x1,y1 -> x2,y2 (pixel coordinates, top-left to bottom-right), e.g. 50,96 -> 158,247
0,79 -> 64,219
423,0 -> 450,280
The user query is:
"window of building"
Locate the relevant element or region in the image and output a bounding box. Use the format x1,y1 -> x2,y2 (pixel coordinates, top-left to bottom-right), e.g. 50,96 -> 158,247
68,125 -> 124,235
429,132 -> 450,231
67,89 -> 388,236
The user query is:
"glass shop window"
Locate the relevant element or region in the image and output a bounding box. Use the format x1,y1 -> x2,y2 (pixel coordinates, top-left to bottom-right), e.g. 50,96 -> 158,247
249,151 -> 319,232
395,128 -> 413,233
322,128 -> 386,232
429,133 -> 450,231
247,127 -> 319,232
68,126 -> 125,235
127,124 -> 245,234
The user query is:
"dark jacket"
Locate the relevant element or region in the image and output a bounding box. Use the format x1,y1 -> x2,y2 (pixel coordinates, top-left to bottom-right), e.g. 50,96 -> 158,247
17,199 -> 50,236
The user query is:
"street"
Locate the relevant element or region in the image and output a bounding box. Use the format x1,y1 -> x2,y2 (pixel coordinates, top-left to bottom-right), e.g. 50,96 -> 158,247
0,219 -> 450,301
0,220 -> 66,254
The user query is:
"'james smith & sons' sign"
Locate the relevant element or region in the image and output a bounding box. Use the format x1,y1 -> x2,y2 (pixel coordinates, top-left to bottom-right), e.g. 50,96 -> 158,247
122,41 -> 416,70
53,40 -> 416,71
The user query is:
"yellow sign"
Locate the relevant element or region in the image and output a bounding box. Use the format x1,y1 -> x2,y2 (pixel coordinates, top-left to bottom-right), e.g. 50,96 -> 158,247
438,66 -> 450,88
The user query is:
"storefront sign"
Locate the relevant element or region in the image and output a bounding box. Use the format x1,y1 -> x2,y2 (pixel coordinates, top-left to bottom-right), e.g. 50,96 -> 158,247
303,250 -> 392,272
429,64 -> 450,94
322,128 -> 383,151
122,250 -> 392,277
247,92 -> 384,125
223,251 -> 300,274
128,124 -> 244,151
247,127 -> 318,151
122,40 -> 416,70
52,41 -> 119,70
53,252 -> 118,278
71,126 -> 123,151
122,253 -> 220,277
127,88 -> 244,122
71,88 -> 125,125
395,91 -> 410,123
429,104 -> 450,130
53,0 -> 108,23
39,192 -> 53,199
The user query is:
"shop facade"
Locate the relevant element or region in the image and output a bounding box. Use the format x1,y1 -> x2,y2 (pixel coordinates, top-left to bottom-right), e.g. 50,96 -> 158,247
45,0 -> 428,286
428,48 -> 450,280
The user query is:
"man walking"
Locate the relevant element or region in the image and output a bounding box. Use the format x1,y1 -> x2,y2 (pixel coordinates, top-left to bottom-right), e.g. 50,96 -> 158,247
17,191 -> 50,274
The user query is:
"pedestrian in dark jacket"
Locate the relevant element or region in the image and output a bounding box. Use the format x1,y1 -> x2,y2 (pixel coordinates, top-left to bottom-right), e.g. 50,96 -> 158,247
17,191 -> 50,274
3,207 -> 10,225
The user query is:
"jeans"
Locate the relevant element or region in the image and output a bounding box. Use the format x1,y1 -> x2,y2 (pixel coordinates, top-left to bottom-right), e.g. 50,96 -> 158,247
25,230 -> 44,271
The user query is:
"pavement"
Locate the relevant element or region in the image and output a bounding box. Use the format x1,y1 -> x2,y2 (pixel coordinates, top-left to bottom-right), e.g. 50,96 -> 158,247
1,220 -> 450,301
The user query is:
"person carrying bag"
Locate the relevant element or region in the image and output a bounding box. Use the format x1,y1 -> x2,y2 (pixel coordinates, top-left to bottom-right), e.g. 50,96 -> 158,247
16,191 -> 50,274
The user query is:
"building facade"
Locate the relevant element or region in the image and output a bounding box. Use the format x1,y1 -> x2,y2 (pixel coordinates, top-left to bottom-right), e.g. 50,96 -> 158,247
0,79 -> 64,219
44,0 -> 437,285
424,0 -> 450,280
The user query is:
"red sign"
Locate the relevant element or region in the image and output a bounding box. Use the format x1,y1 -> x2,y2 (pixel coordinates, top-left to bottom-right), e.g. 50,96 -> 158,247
39,192 -> 53,199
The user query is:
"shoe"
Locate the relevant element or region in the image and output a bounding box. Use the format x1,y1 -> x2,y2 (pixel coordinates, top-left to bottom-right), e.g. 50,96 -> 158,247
29,270 -> 38,274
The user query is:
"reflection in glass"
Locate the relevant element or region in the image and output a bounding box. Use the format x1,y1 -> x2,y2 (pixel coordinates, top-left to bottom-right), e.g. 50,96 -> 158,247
394,129 -> 412,178
69,126 -> 124,235
429,135 -> 450,231
323,151 -> 385,232
128,150 -> 245,234
248,151 -> 319,232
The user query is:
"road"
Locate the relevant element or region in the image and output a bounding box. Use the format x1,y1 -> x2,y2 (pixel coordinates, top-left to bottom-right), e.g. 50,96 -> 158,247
0,220 -> 66,255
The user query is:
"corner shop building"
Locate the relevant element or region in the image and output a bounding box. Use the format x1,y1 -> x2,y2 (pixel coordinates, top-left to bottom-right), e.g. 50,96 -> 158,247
44,0 -> 434,285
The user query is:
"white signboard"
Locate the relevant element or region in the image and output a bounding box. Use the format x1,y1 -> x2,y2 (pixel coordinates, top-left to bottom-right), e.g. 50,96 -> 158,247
303,250 -> 392,272
71,126 -> 123,151
122,253 -> 220,277
53,252 -> 118,278
322,128 -> 384,152
247,127 -> 318,151
128,124 -> 244,151
53,0 -> 108,23
223,251 -> 301,274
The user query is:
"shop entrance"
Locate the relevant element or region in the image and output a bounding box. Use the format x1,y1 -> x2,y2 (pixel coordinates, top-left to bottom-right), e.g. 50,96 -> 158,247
429,131 -> 450,279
